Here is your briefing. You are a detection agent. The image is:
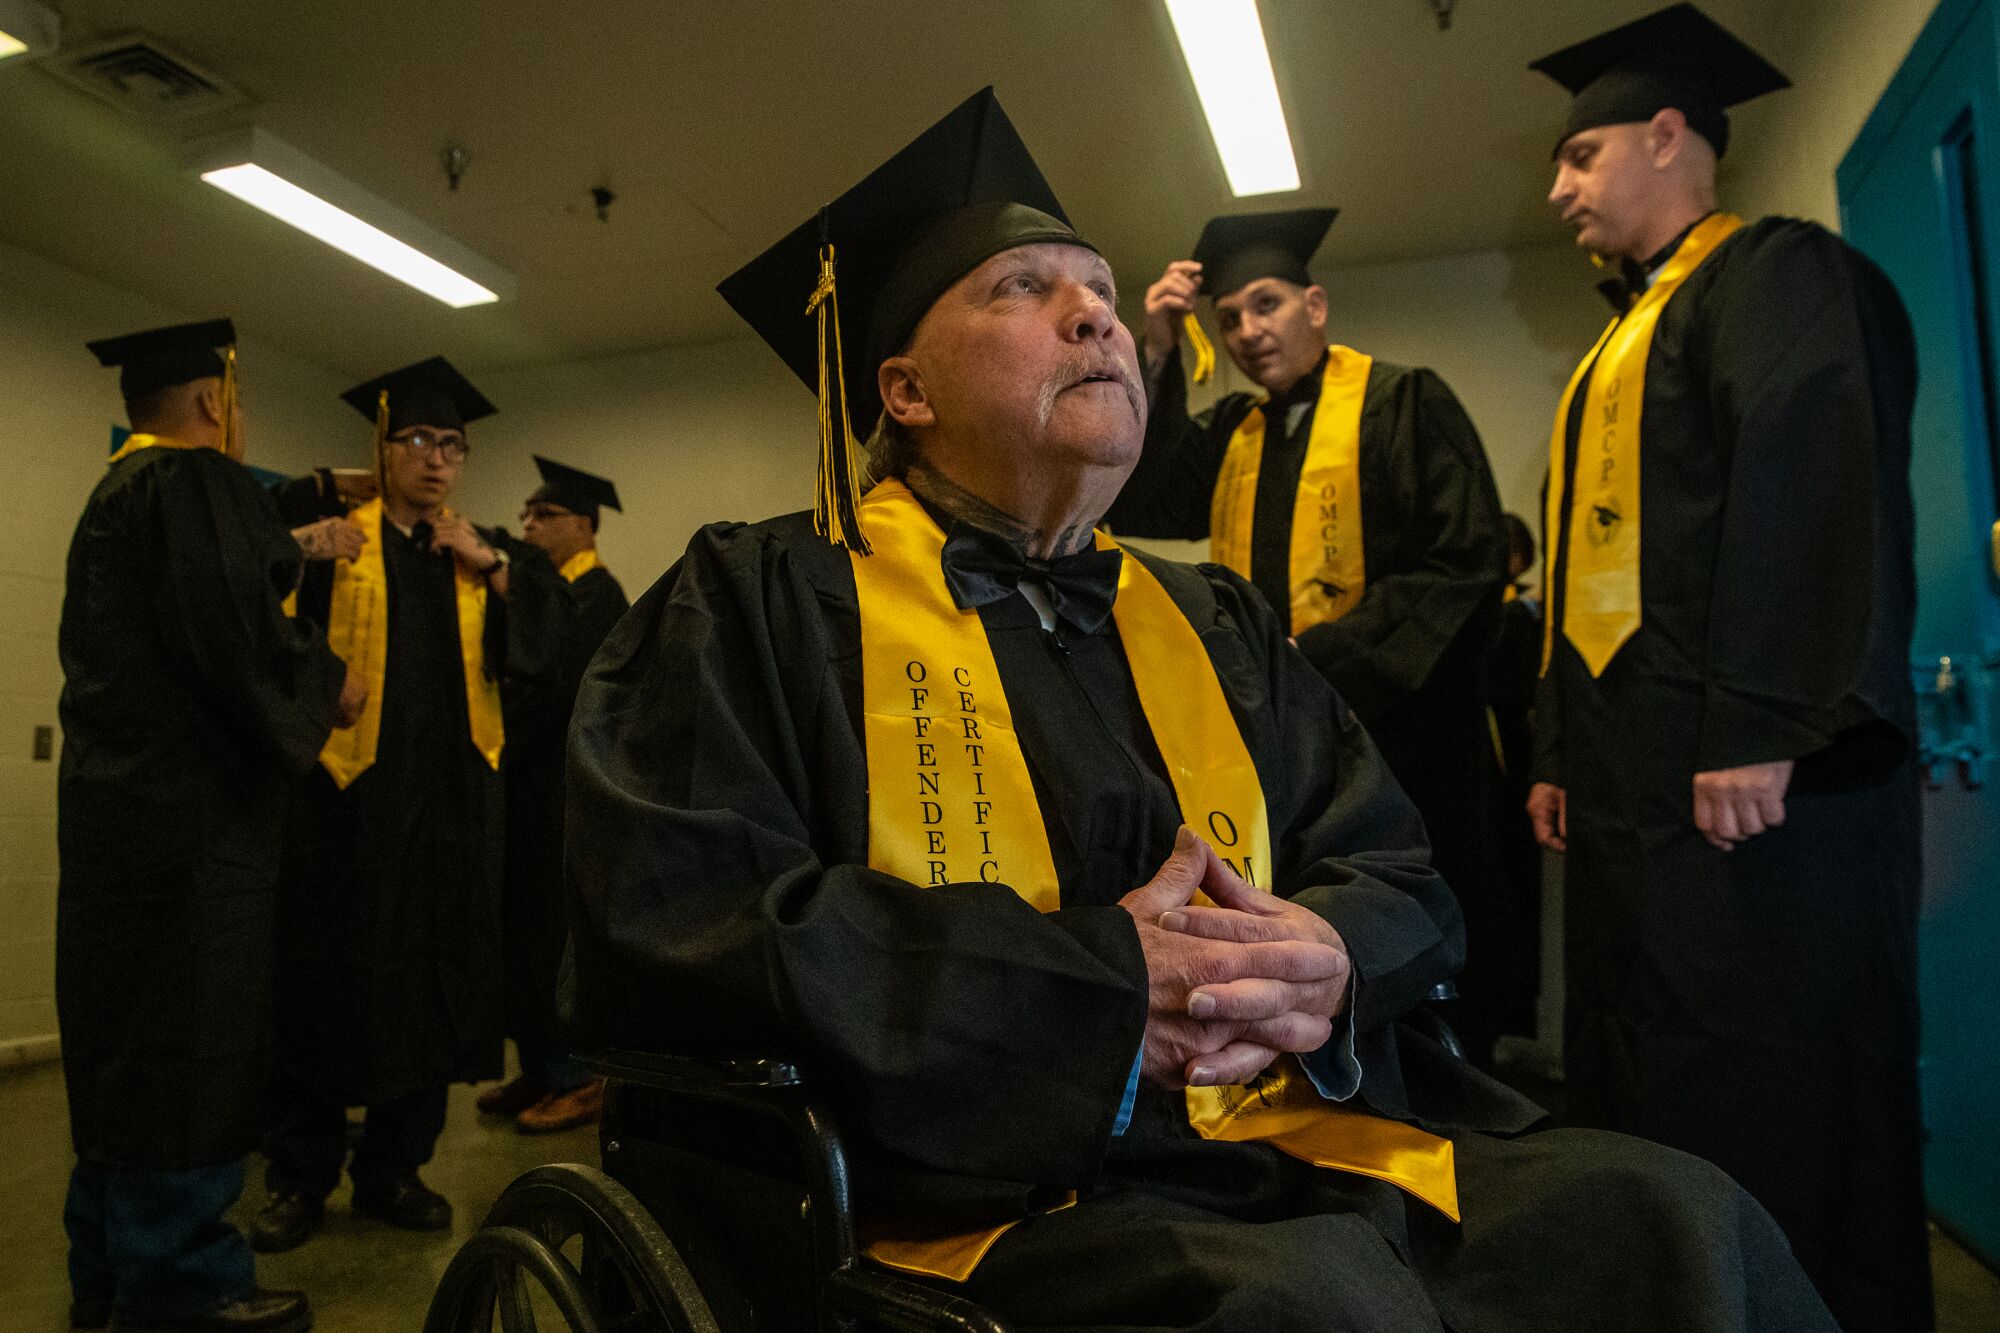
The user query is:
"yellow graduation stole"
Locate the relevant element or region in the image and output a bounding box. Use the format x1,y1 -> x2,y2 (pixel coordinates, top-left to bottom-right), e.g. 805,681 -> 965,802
317,498 -> 504,789
1544,212 -> 1744,677
558,548 -> 603,583
106,432 -> 217,465
1209,346 -> 1373,636
850,480 -> 1456,1283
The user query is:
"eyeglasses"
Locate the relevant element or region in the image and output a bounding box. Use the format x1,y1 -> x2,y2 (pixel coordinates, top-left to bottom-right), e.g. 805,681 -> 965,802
388,430 -> 469,464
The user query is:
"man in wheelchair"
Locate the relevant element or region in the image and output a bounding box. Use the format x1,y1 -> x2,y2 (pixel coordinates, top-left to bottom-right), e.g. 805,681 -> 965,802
561,90 -> 1836,1331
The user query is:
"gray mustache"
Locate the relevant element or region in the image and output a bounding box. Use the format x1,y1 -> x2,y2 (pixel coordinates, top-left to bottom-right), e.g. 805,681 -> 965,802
1034,354 -> 1141,428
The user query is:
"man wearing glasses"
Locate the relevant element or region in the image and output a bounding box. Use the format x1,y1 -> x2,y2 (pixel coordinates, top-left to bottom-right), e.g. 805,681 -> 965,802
480,458 -> 628,1134
254,358 -> 562,1253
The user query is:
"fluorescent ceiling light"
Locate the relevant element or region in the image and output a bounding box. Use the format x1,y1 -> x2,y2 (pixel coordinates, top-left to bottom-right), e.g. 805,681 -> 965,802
1164,0 -> 1300,197
202,164 -> 499,307
0,0 -> 60,61
191,128 -> 514,308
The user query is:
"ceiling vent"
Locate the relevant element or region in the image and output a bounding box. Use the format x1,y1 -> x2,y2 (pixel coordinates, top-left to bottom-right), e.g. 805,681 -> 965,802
43,32 -> 248,122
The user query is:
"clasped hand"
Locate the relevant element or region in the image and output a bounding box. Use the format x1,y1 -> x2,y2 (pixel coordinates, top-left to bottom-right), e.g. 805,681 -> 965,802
1119,826 -> 1349,1090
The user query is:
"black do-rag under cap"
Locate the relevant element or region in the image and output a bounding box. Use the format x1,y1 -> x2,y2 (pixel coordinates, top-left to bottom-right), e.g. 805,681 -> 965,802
1190,208 -> 1339,301
87,318 -> 236,402
716,86 -> 1096,435
1530,3 -> 1789,159
339,356 -> 497,435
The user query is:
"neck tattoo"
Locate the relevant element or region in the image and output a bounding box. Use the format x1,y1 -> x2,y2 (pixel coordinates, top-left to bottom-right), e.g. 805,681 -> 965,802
905,464 -> 1099,559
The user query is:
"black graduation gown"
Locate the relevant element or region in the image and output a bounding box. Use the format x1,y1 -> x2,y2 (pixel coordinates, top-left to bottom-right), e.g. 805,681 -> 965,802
1535,217 -> 1929,1331
57,446 -> 344,1168
1109,354 -> 1514,1055
563,512 -> 1835,1332
1483,590 -> 1547,1041
275,509 -> 563,1108
501,560 -> 627,1065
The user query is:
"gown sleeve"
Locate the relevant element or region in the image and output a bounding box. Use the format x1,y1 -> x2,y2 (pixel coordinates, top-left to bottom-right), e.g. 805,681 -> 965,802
159,453 -> 346,776
484,530 -> 568,731
572,568 -> 630,665
1695,222 -> 1904,772
1293,369 -> 1508,719
564,522 -> 1150,1186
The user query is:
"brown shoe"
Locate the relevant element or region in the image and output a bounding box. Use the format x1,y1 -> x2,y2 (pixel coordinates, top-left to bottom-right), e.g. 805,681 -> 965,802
475,1076 -> 546,1117
516,1079 -> 605,1134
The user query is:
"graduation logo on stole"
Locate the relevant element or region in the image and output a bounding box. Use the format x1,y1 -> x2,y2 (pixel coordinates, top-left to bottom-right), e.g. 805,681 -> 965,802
1545,212 -> 1745,676
1210,345 -> 1374,635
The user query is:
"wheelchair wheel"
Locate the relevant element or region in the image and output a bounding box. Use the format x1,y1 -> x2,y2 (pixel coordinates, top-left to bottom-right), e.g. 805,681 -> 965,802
424,1163 -> 722,1333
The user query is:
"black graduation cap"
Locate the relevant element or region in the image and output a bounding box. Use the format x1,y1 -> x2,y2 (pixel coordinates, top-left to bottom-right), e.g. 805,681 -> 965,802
339,356 -> 497,435
717,86 -> 1093,438
716,86 -> 1095,550
1530,3 -> 1789,159
86,319 -> 236,401
1190,208 -> 1339,301
529,455 -> 621,521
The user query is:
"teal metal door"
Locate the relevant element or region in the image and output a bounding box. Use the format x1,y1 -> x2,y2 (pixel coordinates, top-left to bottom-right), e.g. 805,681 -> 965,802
1840,0 -> 2000,1267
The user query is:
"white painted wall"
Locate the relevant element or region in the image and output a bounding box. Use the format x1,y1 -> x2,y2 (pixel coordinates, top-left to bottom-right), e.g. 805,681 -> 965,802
1736,0 -> 1944,228
444,338 -> 813,602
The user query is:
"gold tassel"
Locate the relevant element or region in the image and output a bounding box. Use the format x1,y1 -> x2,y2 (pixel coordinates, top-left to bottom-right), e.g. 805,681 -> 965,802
1182,312 -> 1216,385
218,344 -> 239,455
806,241 -> 869,554
373,388 -> 390,495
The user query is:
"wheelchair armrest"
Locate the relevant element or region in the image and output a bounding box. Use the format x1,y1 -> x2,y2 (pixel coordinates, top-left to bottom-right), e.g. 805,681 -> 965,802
1410,981 -> 1467,1064
582,1048 -> 803,1093
590,1048 -> 871,1318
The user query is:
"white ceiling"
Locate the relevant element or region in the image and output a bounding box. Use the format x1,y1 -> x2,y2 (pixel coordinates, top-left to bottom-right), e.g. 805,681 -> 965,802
0,0 -> 1810,379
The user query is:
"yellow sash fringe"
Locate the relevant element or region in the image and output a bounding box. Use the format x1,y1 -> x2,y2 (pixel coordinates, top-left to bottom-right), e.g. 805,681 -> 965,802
1544,213 -> 1744,677
849,480 -> 1454,1280
1209,347 -> 1373,635
316,498 -> 504,789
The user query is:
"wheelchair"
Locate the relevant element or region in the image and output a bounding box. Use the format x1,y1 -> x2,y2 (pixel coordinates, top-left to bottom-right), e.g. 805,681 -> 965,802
423,986 -> 1465,1333
422,1047 -> 1012,1332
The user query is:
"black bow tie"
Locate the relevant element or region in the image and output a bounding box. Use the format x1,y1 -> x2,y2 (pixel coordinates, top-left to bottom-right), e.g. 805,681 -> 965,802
940,524 -> 1123,635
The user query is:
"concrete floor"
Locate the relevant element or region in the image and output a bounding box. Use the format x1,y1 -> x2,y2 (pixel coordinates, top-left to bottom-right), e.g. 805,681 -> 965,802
3,1057 -> 1997,1330
0,1059 -> 595,1331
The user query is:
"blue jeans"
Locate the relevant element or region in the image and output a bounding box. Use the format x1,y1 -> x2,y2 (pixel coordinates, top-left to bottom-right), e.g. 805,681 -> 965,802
64,1158 -> 255,1319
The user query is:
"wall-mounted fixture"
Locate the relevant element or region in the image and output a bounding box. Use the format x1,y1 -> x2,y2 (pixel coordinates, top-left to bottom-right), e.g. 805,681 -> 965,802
189,127 -> 515,308
1163,0 -> 1299,197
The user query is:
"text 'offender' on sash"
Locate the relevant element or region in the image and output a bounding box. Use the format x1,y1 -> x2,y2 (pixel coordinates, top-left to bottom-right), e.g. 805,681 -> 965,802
904,659 -> 1000,886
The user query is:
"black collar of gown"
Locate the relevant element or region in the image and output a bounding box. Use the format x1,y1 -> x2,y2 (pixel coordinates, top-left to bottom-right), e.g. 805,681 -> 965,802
1264,347 -> 1330,417
1597,211 -> 1713,313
